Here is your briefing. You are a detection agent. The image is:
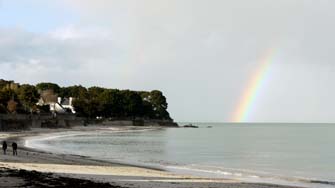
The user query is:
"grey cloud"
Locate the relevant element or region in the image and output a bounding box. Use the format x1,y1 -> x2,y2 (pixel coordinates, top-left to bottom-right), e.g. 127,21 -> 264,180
2,0 -> 335,122
0,27 -> 130,86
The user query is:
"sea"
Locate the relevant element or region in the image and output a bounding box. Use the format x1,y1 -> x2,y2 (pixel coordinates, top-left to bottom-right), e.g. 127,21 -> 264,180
25,123 -> 335,188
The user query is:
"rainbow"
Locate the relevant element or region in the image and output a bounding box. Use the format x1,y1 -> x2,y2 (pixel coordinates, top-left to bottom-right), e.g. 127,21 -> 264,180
232,49 -> 274,122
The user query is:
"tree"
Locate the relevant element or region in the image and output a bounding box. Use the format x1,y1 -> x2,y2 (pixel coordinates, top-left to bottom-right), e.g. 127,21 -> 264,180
40,89 -> 58,104
36,82 -> 60,93
0,88 -> 17,114
72,97 -> 99,118
120,90 -> 143,117
59,85 -> 88,98
149,90 -> 170,119
0,79 -> 9,89
0,79 -> 173,119
17,84 -> 39,111
0,88 -> 13,105
98,89 -> 122,117
38,105 -> 50,113
88,87 -> 106,99
72,97 -> 87,116
7,99 -> 17,113
0,104 -> 6,113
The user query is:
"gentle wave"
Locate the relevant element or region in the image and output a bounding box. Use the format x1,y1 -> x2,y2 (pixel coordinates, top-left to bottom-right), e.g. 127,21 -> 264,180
165,165 -> 335,188
25,128 -> 159,150
310,180 -> 335,186
25,132 -> 91,150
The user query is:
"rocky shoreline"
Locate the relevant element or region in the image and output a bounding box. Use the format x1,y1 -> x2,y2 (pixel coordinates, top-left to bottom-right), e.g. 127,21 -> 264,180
0,167 -> 120,188
0,114 -> 178,131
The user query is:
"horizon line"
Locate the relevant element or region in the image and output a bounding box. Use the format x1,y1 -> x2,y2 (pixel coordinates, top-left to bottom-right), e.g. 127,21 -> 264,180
176,121 -> 335,124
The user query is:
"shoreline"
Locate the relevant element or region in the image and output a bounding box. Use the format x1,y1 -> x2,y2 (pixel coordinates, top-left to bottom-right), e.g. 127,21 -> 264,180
0,126 -> 307,188
21,126 -> 168,172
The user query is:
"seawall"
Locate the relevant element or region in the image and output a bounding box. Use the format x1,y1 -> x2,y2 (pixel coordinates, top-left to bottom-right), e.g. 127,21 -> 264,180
101,119 -> 179,127
0,114 -> 84,131
0,114 -> 178,131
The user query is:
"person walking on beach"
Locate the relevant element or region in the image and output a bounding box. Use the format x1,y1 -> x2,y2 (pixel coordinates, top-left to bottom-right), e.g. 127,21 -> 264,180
12,142 -> 17,156
2,141 -> 7,155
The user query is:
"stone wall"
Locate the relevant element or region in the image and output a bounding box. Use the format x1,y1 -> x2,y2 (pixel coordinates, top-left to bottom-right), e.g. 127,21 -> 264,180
0,114 -> 85,131
0,114 -> 177,131
101,119 -> 179,127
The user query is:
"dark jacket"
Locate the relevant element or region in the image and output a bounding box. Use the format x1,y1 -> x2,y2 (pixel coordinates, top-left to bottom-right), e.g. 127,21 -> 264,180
12,142 -> 17,150
2,141 -> 7,150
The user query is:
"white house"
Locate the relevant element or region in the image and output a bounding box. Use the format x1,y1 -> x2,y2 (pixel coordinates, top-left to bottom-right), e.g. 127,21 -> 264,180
37,96 -> 76,114
57,97 -> 76,114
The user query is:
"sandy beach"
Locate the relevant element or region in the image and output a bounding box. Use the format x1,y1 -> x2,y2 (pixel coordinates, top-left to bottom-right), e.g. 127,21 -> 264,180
0,127 -> 304,188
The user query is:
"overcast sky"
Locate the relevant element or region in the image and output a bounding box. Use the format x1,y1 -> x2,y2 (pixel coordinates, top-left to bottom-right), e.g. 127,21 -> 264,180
0,0 -> 335,123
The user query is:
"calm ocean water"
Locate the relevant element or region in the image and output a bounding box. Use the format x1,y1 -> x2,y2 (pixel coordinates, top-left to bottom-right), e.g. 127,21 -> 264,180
26,123 -> 335,188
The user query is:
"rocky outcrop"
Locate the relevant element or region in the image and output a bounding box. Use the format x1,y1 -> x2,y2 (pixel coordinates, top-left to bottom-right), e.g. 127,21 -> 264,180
183,124 -> 199,128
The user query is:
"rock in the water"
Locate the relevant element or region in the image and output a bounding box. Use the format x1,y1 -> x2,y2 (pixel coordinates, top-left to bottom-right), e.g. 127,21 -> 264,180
183,124 -> 199,128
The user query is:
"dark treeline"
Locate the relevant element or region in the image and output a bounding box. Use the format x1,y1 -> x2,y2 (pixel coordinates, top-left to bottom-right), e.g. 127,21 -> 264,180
0,80 -> 39,114
0,79 -> 171,120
